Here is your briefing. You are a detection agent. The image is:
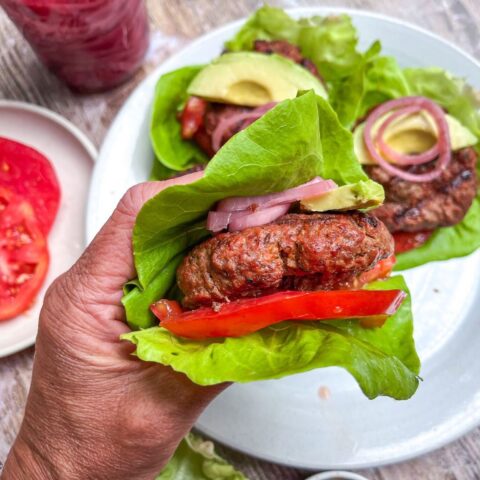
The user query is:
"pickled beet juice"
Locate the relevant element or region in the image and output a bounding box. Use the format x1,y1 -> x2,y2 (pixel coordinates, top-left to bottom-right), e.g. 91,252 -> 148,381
1,0 -> 149,92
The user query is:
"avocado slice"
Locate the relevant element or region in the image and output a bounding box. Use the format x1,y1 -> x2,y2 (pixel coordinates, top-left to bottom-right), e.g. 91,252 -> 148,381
187,52 -> 327,107
300,180 -> 384,212
354,110 -> 478,165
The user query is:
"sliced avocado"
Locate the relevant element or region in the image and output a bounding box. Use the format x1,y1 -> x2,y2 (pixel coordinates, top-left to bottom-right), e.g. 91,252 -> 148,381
353,111 -> 478,165
300,180 -> 384,212
187,52 -> 327,107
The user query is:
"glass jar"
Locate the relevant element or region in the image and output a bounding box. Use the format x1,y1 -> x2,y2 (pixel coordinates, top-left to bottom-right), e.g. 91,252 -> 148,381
1,0 -> 150,92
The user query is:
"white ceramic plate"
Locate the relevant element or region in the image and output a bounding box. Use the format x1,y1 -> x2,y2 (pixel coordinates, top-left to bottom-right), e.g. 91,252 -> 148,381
87,8 -> 480,470
0,101 -> 96,357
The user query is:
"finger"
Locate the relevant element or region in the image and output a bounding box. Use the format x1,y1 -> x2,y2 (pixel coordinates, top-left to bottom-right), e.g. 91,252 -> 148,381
118,170 -> 205,224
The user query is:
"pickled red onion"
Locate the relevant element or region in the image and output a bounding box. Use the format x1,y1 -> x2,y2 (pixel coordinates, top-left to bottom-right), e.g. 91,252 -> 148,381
376,106 -> 440,165
217,177 -> 337,212
206,211 -> 232,233
228,204 -> 291,232
211,102 -> 277,152
206,177 -> 338,233
363,96 -> 451,182
240,102 -> 278,129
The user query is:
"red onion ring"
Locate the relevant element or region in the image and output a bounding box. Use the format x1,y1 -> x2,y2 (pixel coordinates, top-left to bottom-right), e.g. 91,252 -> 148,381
239,102 -> 278,129
211,102 -> 277,152
206,211 -> 232,233
206,178 -> 338,233
376,106 -> 440,165
363,96 -> 451,183
217,177 -> 337,213
228,204 -> 291,232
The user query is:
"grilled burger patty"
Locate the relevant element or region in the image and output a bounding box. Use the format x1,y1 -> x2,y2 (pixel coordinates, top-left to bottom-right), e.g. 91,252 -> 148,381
366,147 -> 478,232
253,39 -> 322,80
177,212 -> 393,309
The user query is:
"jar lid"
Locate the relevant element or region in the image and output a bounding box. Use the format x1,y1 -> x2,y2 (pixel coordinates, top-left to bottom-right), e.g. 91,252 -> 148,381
306,471 -> 369,480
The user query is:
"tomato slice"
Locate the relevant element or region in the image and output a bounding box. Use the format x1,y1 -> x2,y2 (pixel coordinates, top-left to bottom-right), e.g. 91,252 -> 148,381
151,289 -> 406,339
393,231 -> 433,254
356,255 -> 396,286
0,137 -> 61,234
180,96 -> 208,139
0,188 -> 49,321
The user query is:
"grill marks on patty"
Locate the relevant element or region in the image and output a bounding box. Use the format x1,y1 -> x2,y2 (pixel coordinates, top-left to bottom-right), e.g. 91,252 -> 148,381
366,147 -> 478,232
177,212 -> 394,309
253,39 -> 323,81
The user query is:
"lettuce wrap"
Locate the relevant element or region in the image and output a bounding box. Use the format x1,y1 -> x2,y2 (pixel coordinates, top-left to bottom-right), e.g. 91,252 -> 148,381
156,432 -> 246,480
123,92 -> 420,400
329,47 -> 480,270
149,6 -> 367,179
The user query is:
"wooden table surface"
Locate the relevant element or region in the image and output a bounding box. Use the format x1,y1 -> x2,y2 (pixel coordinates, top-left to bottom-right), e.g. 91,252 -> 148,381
1,1 -> 480,478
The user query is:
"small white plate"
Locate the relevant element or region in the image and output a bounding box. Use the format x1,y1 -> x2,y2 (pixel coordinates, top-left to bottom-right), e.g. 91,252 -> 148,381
0,101 -> 97,357
87,8 -> 480,471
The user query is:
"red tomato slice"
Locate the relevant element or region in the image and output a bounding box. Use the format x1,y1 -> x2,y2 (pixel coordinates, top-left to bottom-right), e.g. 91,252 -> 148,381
356,255 -> 396,286
151,289 -> 406,339
393,231 -> 433,254
0,188 -> 49,321
0,137 -> 61,234
180,96 -> 208,139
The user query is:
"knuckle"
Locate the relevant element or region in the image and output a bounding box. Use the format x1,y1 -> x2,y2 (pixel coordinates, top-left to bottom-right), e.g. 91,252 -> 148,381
118,184 -> 148,214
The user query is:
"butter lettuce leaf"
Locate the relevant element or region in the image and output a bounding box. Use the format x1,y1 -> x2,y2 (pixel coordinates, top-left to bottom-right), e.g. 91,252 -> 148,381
150,65 -> 207,178
123,276 -> 419,400
225,6 -> 363,82
329,42 -> 410,129
156,433 -> 246,480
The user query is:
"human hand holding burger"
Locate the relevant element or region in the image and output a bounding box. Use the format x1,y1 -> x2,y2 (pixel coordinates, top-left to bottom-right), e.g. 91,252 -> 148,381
2,172 -> 225,480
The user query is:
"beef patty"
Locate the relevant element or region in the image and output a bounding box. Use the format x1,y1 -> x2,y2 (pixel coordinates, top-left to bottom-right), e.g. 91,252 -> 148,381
192,39 -> 323,156
177,212 -> 393,309
366,147 -> 478,232
253,39 -> 323,80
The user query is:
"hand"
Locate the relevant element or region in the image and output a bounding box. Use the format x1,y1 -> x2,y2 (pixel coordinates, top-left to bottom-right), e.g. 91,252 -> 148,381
2,172 -> 224,480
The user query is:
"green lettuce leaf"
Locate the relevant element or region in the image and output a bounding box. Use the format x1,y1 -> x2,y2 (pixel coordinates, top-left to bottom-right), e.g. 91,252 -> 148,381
225,6 -> 363,82
297,14 -> 363,81
126,91 -> 370,328
329,42 -> 410,129
123,276 -> 419,400
150,65 -> 208,178
156,433 -> 246,480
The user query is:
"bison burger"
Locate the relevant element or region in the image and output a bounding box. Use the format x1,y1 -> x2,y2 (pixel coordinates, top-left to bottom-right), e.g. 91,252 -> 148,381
354,96 -> 478,253
150,178 -> 404,340
123,92 -> 420,400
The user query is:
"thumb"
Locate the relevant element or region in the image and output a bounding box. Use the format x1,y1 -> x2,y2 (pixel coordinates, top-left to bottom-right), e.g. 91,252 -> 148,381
77,170 -> 204,290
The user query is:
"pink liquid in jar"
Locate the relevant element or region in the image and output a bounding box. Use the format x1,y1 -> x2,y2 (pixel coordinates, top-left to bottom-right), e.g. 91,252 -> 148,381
1,0 -> 150,92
